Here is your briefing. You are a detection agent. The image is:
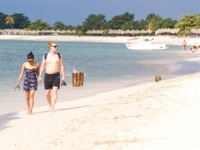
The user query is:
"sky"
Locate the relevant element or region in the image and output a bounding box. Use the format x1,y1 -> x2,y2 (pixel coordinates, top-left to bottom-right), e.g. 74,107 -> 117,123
1,0 -> 200,26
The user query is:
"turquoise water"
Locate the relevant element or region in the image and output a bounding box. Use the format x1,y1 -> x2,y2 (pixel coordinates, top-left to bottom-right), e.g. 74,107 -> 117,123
0,40 -> 200,115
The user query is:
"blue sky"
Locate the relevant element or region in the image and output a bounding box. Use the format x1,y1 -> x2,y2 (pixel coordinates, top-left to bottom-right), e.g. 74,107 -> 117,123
1,0 -> 199,26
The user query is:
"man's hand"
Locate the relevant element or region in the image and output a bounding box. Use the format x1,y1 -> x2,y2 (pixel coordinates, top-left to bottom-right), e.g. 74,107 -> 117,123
62,77 -> 65,82
38,77 -> 42,83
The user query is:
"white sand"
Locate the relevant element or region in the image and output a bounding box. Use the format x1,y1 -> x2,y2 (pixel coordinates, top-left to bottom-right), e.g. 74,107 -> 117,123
0,35 -> 200,45
1,72 -> 200,149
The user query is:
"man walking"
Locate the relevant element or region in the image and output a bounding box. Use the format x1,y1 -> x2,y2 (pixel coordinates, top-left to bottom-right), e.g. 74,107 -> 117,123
38,41 -> 66,112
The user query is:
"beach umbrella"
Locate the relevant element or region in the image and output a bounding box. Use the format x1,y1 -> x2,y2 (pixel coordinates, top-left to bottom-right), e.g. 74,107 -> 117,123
147,29 -> 152,34
134,30 -> 140,35
96,30 -> 103,35
108,29 -> 115,35
155,29 -> 160,35
124,30 -> 131,35
86,30 -> 92,34
140,30 -> 146,34
116,29 -> 124,35
64,29 -> 70,34
71,30 -> 76,34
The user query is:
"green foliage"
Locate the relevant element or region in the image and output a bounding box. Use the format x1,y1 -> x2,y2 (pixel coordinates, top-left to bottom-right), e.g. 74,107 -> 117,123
148,15 -> 163,32
161,18 -> 177,29
175,14 -> 200,35
100,22 -> 109,30
75,25 -> 82,35
27,19 -> 51,30
82,14 -> 106,33
2,11 -> 200,36
5,14 -> 15,29
108,12 -> 134,30
13,13 -> 31,29
133,20 -> 148,30
146,13 -> 156,23
121,21 -> 133,30
67,25 -> 75,30
0,12 -> 9,29
52,22 -> 67,30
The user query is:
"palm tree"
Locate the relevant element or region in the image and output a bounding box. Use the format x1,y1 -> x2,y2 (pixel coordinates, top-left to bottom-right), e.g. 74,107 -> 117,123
5,14 -> 15,29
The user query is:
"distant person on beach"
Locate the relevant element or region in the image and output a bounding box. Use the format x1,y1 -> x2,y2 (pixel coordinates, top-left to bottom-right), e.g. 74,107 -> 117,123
15,52 -> 40,115
193,45 -> 199,52
189,48 -> 195,53
38,41 -> 66,112
182,39 -> 187,50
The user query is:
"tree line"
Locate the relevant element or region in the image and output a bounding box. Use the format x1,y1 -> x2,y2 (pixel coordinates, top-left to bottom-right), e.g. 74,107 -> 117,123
1,12 -> 200,35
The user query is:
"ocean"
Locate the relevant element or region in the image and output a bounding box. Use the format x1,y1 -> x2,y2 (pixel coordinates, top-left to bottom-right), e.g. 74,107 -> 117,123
0,40 -> 200,115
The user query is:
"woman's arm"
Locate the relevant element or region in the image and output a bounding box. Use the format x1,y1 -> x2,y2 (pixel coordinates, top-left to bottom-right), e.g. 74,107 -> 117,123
37,63 -> 40,77
38,56 -> 45,82
17,63 -> 25,83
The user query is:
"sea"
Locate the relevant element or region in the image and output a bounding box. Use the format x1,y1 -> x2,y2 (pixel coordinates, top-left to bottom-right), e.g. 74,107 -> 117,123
0,40 -> 200,115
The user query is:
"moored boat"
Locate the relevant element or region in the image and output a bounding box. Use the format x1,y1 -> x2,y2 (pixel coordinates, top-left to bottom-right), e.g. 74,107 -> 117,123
125,38 -> 167,50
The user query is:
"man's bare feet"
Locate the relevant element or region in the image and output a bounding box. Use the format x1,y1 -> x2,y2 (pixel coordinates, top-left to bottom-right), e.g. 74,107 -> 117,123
48,106 -> 54,112
27,110 -> 33,115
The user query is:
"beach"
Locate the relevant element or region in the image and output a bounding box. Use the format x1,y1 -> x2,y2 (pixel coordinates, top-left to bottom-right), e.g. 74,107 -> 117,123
1,71 -> 200,149
0,35 -> 200,45
1,36 -> 200,149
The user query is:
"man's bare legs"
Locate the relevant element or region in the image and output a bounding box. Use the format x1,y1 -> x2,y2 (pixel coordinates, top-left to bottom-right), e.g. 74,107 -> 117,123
45,87 -> 58,112
51,87 -> 58,111
45,89 -> 52,111
25,90 -> 35,115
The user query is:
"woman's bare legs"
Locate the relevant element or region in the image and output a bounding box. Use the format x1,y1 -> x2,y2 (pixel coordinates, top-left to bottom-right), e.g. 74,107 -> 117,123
29,90 -> 36,114
25,90 -> 36,115
25,91 -> 30,114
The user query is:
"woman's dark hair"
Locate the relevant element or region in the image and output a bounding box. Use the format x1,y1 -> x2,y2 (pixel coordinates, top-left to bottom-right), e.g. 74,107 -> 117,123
27,51 -> 34,59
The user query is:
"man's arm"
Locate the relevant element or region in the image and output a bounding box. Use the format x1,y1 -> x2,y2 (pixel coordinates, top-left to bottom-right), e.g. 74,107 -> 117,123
38,56 -> 45,82
60,55 -> 65,82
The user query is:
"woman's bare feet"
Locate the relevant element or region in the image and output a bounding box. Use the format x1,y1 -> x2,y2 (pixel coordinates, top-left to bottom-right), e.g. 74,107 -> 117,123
27,110 -> 30,114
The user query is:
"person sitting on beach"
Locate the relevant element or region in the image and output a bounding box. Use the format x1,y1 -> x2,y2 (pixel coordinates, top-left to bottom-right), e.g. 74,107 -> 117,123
193,45 -> 197,52
15,52 -> 40,115
189,48 -> 195,53
38,41 -> 66,112
194,45 -> 199,52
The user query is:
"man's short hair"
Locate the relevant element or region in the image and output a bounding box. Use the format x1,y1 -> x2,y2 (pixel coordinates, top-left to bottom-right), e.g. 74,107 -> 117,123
48,41 -> 56,49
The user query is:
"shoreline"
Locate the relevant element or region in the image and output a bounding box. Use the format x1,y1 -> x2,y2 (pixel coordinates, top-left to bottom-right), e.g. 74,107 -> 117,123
0,35 -> 200,45
1,72 -> 200,149
2,38 -> 200,116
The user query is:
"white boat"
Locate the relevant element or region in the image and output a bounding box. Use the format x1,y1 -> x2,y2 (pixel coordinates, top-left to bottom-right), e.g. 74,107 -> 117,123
125,38 -> 167,50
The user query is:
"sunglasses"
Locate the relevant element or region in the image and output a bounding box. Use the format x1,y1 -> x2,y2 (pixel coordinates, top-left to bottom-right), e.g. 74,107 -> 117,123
28,60 -> 33,62
51,45 -> 58,48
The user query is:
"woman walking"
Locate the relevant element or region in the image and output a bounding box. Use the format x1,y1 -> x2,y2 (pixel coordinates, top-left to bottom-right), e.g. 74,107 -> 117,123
15,52 -> 40,115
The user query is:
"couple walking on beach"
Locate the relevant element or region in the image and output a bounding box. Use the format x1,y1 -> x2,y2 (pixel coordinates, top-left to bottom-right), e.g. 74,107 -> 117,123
15,41 -> 66,115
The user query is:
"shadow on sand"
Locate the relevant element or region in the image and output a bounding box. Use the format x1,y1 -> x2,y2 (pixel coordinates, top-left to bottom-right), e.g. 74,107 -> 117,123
33,105 -> 91,115
0,112 -> 20,131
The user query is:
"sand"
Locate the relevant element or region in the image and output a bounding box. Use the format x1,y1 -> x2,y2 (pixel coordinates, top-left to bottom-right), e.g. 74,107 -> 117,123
1,72 -> 200,149
0,35 -> 200,45
1,35 -> 200,149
